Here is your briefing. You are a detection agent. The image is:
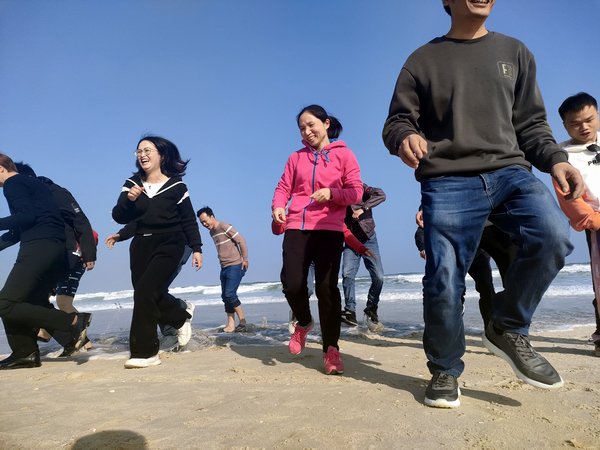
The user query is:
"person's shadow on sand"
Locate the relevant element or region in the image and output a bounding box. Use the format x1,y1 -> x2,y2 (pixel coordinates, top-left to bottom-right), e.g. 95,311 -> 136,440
229,343 -> 521,408
70,430 -> 148,450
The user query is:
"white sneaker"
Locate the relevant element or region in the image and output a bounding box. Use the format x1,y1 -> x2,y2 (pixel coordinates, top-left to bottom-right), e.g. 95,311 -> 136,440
125,354 -> 161,369
288,310 -> 298,335
178,301 -> 195,346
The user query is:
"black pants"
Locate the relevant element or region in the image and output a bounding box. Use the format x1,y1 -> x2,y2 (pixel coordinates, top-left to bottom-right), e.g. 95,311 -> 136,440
466,249 -> 495,327
281,229 -> 344,352
0,239 -> 72,358
129,232 -> 190,358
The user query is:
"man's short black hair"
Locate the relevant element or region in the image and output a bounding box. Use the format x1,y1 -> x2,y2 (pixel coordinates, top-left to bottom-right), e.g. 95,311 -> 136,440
197,206 -> 214,218
14,162 -> 36,177
558,92 -> 598,120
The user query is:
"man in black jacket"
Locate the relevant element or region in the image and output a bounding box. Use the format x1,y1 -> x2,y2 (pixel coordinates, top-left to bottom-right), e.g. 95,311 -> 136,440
341,183 -> 385,328
0,154 -> 91,369
14,163 -> 96,353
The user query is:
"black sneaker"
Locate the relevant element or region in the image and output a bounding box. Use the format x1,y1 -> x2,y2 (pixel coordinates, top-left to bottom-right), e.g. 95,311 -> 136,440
424,373 -> 460,408
482,322 -> 563,389
364,305 -> 379,323
65,312 -> 92,356
341,309 -> 357,327
159,334 -> 180,352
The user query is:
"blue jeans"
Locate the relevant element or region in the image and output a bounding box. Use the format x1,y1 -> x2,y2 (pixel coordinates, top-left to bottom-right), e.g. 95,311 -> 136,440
221,263 -> 246,313
420,166 -> 572,377
342,233 -> 384,312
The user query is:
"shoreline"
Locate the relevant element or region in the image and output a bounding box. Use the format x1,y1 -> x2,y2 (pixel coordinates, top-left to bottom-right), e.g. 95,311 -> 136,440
0,326 -> 598,449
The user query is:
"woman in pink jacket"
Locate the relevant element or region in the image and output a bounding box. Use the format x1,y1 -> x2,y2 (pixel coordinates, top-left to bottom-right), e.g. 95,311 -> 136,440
272,104 -> 363,375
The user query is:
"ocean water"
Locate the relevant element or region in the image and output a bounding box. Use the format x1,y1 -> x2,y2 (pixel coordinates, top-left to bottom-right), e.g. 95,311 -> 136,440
0,263 -> 596,359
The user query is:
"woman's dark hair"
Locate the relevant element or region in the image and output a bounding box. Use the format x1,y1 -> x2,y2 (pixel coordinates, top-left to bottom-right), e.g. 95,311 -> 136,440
444,5 -> 451,16
0,154 -> 17,173
134,135 -> 189,179
296,104 -> 343,139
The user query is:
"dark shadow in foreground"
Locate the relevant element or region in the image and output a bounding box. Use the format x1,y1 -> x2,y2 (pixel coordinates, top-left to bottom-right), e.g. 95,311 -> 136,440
70,430 -> 148,450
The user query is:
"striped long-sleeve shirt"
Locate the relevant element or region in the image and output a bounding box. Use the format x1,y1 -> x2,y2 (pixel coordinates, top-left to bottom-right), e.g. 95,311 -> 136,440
209,221 -> 248,268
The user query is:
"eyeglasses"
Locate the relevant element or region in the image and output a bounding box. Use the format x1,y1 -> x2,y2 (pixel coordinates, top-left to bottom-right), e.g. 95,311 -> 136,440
587,144 -> 600,166
134,148 -> 156,157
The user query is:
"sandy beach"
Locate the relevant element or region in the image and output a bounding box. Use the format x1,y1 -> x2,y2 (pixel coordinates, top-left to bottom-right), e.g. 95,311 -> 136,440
0,325 -> 599,450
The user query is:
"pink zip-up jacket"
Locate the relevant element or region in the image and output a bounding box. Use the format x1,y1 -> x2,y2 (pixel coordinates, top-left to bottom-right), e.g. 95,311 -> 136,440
272,139 -> 363,232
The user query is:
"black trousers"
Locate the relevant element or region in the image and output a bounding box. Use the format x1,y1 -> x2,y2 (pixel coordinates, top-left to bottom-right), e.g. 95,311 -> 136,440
466,249 -> 495,327
281,229 -> 344,352
129,232 -> 190,358
0,239 -> 72,358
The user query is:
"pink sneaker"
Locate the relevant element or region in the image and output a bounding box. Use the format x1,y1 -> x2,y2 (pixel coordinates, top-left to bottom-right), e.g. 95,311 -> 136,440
323,346 -> 344,375
289,319 -> 313,355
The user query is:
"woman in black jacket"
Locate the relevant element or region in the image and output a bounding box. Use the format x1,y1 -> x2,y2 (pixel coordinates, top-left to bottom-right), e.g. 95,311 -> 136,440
112,136 -> 202,369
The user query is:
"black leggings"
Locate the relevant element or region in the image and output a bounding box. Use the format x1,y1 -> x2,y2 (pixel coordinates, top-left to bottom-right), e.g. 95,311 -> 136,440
128,232 -> 191,358
0,239 -> 72,357
281,229 -> 344,352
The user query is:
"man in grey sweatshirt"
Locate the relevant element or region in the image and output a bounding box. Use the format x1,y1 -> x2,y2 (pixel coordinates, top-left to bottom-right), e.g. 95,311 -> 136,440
382,0 -> 584,408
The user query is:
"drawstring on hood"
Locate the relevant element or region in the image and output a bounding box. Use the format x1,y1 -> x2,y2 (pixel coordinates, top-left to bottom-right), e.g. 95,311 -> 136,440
303,138 -> 340,165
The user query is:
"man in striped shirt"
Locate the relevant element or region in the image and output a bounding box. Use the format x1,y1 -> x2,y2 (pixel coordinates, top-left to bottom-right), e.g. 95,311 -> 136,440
197,206 -> 249,332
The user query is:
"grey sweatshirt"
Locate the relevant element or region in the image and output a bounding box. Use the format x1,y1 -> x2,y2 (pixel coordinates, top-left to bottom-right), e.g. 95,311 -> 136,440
382,32 -> 567,182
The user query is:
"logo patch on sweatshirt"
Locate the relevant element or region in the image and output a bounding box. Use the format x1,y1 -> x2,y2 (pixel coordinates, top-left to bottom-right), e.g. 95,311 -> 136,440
497,62 -> 514,79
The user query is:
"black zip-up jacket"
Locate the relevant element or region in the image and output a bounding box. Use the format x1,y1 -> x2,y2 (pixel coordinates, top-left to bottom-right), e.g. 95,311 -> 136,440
344,183 -> 385,242
37,176 -> 96,264
0,174 -> 65,246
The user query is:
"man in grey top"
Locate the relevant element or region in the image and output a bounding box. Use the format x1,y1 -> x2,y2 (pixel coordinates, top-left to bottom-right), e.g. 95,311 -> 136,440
382,0 -> 584,408
197,206 -> 248,333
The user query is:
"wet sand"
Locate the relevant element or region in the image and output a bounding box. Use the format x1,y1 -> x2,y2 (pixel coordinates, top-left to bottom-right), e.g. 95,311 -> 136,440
1,325 -> 599,449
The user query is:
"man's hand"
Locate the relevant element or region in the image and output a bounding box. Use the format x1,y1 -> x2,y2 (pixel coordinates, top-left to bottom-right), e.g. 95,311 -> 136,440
84,261 -> 95,270
415,210 -> 424,228
352,208 -> 364,220
105,233 -> 120,249
398,134 -> 428,169
242,261 -> 249,270
192,252 -> 203,271
552,162 -> 586,201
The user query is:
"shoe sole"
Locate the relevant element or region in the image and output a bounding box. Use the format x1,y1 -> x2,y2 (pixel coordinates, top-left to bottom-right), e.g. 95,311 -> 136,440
124,359 -> 162,369
482,334 -> 564,389
66,313 -> 93,356
325,367 -> 344,375
177,302 -> 195,346
366,320 -> 385,332
341,318 -> 358,327
424,388 -> 461,408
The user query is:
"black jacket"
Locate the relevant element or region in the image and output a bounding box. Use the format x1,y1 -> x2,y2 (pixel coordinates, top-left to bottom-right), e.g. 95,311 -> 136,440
37,177 -> 96,264
344,183 -> 385,242
112,175 -> 202,253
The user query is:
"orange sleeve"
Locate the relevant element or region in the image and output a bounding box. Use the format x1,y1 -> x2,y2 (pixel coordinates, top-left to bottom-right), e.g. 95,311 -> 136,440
552,179 -> 600,232
343,224 -> 368,255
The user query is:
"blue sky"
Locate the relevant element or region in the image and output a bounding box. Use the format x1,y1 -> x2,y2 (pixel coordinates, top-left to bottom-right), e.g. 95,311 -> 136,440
1,0 -> 599,294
